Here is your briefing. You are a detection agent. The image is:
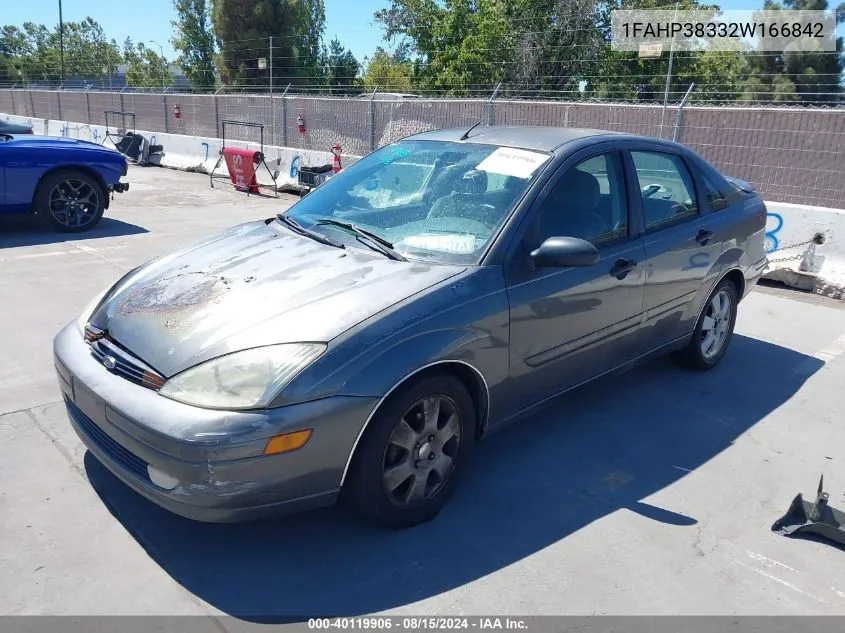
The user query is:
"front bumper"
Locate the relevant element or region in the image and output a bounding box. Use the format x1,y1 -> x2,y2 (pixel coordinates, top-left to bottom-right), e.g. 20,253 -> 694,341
53,323 -> 378,522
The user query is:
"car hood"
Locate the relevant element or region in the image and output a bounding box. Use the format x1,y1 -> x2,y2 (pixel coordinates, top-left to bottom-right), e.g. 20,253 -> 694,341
6,135 -> 114,150
91,219 -> 466,376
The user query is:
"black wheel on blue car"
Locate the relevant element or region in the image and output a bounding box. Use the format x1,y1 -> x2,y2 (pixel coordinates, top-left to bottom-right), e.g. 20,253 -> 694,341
343,371 -> 476,529
36,169 -> 105,233
673,278 -> 739,371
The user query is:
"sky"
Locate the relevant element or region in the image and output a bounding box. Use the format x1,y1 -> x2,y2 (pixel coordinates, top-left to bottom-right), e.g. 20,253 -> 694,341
2,0 -> 839,64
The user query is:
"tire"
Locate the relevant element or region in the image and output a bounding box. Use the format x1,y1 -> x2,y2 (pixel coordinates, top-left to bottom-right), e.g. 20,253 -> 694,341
35,169 -> 106,233
673,278 -> 739,371
343,371 -> 476,529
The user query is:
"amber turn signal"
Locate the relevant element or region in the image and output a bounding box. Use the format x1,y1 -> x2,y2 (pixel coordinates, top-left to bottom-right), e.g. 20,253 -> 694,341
263,429 -> 312,456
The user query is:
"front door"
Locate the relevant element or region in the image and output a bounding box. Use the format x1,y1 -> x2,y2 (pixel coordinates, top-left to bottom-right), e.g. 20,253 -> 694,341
503,149 -> 646,418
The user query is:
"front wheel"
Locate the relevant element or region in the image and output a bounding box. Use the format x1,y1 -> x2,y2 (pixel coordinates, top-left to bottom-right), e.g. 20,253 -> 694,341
673,279 -> 739,370
343,372 -> 476,529
36,170 -> 106,233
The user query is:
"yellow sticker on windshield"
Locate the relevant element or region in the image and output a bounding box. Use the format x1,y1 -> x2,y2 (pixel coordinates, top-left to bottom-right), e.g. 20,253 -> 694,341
476,147 -> 549,179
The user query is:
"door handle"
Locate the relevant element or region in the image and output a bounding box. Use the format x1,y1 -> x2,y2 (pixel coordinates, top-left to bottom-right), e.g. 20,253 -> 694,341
695,229 -> 714,245
609,258 -> 637,280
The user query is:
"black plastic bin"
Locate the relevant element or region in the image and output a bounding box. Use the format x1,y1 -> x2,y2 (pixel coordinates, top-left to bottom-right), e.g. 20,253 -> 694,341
298,164 -> 334,188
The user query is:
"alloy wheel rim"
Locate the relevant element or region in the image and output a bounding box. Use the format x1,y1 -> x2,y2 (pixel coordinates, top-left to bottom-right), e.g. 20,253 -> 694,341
700,289 -> 732,359
381,395 -> 461,508
49,179 -> 99,228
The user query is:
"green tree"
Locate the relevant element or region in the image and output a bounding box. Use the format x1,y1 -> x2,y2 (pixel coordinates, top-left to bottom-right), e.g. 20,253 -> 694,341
374,0 -> 613,97
319,38 -> 359,94
61,18 -> 122,83
211,0 -> 325,89
590,0 -> 746,104
0,18 -> 120,86
741,0 -> 844,104
375,0 -> 514,95
20,22 -> 59,83
362,47 -> 413,92
124,42 -> 173,89
0,25 -> 29,84
173,0 -> 217,90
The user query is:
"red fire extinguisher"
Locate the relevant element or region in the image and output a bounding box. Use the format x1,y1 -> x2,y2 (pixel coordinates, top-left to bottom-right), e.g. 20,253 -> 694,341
297,113 -> 305,134
331,144 -> 342,173
173,104 -> 181,120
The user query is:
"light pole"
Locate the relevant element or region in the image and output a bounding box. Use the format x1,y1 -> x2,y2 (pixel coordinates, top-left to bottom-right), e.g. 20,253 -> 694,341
58,0 -> 64,86
149,40 -> 165,92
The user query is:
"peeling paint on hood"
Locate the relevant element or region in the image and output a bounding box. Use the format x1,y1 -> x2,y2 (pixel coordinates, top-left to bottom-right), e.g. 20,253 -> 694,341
91,220 -> 466,376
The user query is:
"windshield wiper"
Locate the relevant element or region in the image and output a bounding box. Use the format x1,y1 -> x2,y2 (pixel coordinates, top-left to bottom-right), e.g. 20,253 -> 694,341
315,219 -> 407,261
276,214 -> 345,249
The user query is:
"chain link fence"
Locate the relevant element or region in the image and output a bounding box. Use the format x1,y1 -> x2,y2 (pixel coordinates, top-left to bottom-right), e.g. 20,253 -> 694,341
1,88 -> 843,208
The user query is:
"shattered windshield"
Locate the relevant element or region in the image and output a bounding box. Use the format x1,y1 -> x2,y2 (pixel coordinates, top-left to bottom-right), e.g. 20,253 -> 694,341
282,139 -> 550,264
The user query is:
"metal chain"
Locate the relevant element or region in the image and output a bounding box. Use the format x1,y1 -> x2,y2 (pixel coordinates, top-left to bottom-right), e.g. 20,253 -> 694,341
764,232 -> 844,299
766,234 -> 825,264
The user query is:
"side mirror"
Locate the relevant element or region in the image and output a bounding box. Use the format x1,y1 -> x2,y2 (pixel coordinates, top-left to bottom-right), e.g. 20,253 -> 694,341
530,236 -> 599,268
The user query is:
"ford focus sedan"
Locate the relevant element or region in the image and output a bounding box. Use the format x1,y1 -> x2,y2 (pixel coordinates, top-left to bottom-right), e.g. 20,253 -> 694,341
54,126 -> 767,528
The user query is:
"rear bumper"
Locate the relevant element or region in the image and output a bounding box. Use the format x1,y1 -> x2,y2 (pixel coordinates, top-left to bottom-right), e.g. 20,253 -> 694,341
53,322 -> 377,522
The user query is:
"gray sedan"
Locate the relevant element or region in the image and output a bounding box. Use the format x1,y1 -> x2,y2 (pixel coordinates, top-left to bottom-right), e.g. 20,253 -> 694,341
54,126 -> 767,528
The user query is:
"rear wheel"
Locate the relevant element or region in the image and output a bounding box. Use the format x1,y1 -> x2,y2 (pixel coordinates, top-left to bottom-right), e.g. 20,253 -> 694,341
36,170 -> 105,233
673,278 -> 738,370
343,372 -> 476,529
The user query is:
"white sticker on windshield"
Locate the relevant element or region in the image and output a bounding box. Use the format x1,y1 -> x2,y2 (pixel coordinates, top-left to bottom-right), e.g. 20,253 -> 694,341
476,147 -> 549,179
401,234 -> 477,254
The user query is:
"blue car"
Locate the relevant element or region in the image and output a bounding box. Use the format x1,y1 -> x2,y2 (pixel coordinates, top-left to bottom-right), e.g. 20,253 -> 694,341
0,133 -> 129,232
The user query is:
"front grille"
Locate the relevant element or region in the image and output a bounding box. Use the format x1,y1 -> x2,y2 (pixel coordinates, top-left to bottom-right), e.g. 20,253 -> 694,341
89,337 -> 165,390
65,397 -> 150,482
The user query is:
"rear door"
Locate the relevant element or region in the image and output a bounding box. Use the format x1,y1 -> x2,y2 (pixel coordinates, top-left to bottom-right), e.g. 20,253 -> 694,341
626,148 -> 725,352
503,148 -> 646,415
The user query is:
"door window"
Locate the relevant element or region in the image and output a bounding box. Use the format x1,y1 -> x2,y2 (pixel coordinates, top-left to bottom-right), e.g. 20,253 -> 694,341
532,152 -> 628,247
700,173 -> 730,211
631,151 -> 698,230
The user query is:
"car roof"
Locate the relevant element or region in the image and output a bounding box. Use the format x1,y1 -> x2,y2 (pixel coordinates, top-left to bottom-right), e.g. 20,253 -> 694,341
407,125 -> 652,153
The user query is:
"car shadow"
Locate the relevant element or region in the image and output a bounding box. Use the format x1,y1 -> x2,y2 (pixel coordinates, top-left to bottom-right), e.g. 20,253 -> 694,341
85,334 -> 823,621
0,215 -> 148,248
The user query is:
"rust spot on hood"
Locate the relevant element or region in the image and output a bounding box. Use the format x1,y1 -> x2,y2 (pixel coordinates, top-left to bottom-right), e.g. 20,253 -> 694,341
118,273 -> 223,316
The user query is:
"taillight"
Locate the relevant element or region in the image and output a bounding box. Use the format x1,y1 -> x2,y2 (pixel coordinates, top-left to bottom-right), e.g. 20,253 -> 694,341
25,129 -> 34,134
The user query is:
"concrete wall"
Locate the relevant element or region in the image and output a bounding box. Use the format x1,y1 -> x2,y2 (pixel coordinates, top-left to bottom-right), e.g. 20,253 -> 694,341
2,89 -> 844,208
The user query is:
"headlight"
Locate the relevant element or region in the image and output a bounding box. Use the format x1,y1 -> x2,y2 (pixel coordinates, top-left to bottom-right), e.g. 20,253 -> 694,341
158,343 -> 326,410
76,287 -> 111,335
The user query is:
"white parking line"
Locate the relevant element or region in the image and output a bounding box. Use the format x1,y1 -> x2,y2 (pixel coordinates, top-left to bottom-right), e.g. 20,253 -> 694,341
745,550 -> 798,572
792,333 -> 845,377
0,244 -> 127,262
733,559 -> 826,604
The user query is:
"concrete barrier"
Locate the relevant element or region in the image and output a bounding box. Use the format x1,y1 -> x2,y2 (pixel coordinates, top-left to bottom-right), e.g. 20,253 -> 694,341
2,113 -> 47,135
132,129 -> 354,191
5,112 -> 357,192
763,201 -> 845,297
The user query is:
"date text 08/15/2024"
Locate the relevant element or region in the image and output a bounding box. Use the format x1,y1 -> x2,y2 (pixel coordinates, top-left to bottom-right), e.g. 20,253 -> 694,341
307,617 -> 528,631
